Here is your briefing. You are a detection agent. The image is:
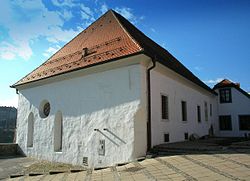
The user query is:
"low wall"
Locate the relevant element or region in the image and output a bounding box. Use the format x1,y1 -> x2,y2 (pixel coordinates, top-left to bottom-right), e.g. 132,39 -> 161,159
0,143 -> 18,156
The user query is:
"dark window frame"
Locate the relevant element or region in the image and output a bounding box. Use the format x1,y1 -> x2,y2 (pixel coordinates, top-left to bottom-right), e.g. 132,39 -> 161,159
219,88 -> 232,103
239,115 -> 250,131
204,101 -> 208,121
161,94 -> 169,120
210,104 -> 212,117
164,133 -> 169,142
197,105 -> 201,123
181,101 -> 187,122
219,115 -> 232,131
184,132 -> 189,140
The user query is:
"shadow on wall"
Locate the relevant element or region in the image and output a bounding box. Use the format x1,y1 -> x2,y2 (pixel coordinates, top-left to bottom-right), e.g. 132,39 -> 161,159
94,128 -> 127,146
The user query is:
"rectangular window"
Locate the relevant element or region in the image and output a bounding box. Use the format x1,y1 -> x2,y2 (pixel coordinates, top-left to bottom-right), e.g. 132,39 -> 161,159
219,88 -> 232,103
161,94 -> 169,120
219,115 -> 232,130
197,105 -> 201,123
204,101 -> 208,121
181,101 -> 187,121
239,115 -> 250,130
210,104 -> 212,117
164,134 -> 169,142
184,132 -> 189,140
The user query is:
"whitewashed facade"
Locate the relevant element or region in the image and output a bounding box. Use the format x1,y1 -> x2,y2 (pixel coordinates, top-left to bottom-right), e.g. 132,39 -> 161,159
15,54 -> 220,167
16,55 -> 149,167
150,63 -> 217,146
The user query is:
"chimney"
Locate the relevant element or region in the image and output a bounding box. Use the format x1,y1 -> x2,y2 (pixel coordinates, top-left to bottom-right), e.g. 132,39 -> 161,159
235,83 -> 240,88
82,48 -> 88,57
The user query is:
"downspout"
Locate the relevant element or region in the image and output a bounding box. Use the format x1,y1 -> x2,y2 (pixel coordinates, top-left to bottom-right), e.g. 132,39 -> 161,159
147,57 -> 156,151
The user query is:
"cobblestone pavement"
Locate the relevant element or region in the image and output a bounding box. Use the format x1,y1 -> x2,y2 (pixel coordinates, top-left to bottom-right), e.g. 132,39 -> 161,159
5,150 -> 250,181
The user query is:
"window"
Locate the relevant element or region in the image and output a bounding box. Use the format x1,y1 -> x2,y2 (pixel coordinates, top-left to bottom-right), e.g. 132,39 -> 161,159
219,115 -> 232,130
204,101 -> 208,121
219,88 -> 232,103
184,132 -> 189,140
181,101 -> 187,121
164,133 -> 169,142
210,104 -> 212,117
161,94 -> 169,120
54,111 -> 63,152
197,105 -> 201,123
39,100 -> 51,118
239,115 -> 250,130
27,113 -> 34,147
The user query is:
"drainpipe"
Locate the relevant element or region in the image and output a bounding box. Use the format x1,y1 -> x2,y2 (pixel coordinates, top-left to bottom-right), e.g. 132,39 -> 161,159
147,57 -> 156,151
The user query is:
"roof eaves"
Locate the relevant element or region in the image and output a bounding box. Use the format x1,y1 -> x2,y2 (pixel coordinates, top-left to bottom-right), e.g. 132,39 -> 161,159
10,51 -> 144,89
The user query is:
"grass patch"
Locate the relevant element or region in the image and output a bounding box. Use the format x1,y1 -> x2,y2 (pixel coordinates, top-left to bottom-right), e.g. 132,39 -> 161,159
24,160 -> 85,173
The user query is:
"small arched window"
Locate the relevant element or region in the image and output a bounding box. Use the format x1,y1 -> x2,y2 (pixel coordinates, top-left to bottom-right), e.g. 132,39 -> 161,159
27,112 -> 34,147
54,111 -> 63,152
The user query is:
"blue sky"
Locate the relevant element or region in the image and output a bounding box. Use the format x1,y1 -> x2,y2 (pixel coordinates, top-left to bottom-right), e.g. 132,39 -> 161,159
0,0 -> 250,107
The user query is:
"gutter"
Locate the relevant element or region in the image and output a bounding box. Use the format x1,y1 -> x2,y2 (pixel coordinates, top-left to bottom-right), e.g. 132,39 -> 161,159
146,57 -> 156,151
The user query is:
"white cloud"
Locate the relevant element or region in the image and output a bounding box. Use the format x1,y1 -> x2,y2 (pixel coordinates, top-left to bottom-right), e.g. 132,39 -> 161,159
0,96 -> 18,108
51,0 -> 76,7
101,4 -> 108,14
203,78 -> 224,84
114,7 -> 142,24
46,26 -> 83,43
43,45 -> 61,57
0,51 -> 16,60
161,42 -> 166,48
80,4 -> 95,21
0,41 -> 32,61
59,10 -> 73,20
194,66 -> 203,71
0,0 -> 82,61
150,28 -> 156,33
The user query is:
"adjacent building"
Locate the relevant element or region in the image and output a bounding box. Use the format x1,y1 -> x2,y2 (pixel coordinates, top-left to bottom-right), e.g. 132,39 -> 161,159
0,106 -> 17,143
214,79 -> 250,137
0,106 -> 17,129
11,10 -> 249,167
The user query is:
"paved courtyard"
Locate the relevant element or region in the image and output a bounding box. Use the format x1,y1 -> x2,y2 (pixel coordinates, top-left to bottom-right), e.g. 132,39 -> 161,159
4,149 -> 250,181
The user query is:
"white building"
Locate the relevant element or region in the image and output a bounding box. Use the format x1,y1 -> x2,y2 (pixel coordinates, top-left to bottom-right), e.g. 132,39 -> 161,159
11,10 -> 249,167
213,79 -> 250,137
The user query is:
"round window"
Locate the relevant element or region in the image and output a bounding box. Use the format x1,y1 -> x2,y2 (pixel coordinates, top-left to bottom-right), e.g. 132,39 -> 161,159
39,100 -> 51,118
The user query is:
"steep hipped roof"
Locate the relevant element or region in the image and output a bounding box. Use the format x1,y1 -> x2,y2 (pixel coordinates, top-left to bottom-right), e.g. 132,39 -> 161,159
214,79 -> 250,99
11,10 -> 216,95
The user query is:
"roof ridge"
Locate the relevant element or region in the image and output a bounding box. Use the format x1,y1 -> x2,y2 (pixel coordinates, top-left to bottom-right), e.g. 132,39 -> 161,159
110,10 -> 143,52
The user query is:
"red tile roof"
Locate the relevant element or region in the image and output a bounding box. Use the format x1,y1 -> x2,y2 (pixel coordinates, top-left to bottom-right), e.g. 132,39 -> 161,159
12,10 -> 142,87
11,10 -> 216,95
214,79 -> 239,88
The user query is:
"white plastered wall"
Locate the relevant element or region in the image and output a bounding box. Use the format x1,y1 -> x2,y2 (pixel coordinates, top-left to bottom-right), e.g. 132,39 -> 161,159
215,87 -> 250,137
16,55 -> 148,168
150,62 -> 217,146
